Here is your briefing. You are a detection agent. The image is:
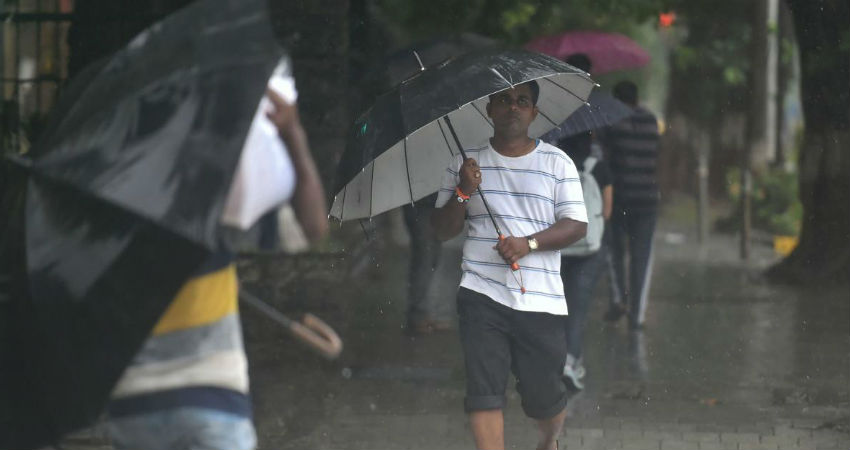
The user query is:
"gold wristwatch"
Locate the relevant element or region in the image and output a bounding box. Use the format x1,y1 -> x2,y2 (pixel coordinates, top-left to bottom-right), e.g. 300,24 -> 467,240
527,237 -> 539,252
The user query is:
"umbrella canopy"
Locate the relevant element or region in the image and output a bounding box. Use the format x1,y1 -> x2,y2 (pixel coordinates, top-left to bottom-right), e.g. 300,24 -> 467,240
384,33 -> 498,86
539,90 -> 635,143
526,31 -> 650,75
0,0 -> 286,447
330,49 -> 595,221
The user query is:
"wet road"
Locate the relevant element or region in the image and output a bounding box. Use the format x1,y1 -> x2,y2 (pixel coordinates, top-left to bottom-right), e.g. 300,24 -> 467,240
240,201 -> 849,450
62,201 -> 850,450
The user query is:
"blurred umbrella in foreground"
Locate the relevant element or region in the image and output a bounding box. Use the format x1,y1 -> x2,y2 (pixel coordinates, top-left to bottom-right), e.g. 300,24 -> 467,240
526,30 -> 650,75
539,90 -> 635,143
0,0 -> 337,447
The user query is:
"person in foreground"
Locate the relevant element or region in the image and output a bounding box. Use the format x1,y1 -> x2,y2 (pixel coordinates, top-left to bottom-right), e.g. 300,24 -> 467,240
431,81 -> 588,450
105,78 -> 327,450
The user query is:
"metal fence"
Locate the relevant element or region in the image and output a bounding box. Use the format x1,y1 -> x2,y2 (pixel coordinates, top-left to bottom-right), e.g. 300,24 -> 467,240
1,0 -> 73,154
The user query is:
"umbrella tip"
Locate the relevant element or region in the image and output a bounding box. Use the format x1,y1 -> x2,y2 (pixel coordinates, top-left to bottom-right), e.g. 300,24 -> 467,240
413,50 -> 425,72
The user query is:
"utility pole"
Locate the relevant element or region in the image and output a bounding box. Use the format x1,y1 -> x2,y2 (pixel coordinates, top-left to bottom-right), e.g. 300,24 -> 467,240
742,0 -> 780,259
696,130 -> 709,244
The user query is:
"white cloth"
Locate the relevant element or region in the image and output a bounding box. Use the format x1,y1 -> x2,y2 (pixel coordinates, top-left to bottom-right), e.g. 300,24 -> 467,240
436,141 -> 587,315
221,61 -> 298,230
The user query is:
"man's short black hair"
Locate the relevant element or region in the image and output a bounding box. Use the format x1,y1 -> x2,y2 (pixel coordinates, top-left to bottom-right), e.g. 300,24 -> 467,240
613,80 -> 638,106
525,80 -> 540,105
489,79 -> 540,105
565,53 -> 592,73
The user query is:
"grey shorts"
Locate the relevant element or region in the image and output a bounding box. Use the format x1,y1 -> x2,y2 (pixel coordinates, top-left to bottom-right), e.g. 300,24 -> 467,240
456,287 -> 569,419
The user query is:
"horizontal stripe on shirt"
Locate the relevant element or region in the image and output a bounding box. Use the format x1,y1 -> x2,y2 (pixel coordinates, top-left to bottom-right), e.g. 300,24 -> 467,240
463,258 -> 560,275
556,200 -> 584,207
537,150 -> 570,161
468,213 -> 553,227
131,314 -> 243,366
481,166 -> 567,181
153,265 -> 237,335
112,349 -> 249,398
108,386 -> 251,419
473,189 -> 554,204
463,270 -> 565,299
605,130 -> 659,141
466,236 -> 499,243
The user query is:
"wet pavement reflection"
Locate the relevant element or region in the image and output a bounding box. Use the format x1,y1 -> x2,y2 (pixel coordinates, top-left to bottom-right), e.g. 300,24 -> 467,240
62,203 -> 850,450
234,202 -> 850,450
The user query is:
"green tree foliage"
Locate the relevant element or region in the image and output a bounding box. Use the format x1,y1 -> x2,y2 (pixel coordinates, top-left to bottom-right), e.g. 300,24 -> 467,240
374,0 -> 676,46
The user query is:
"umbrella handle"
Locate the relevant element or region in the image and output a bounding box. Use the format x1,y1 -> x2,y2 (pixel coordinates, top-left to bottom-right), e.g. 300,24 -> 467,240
240,289 -> 343,359
289,313 -> 343,360
498,235 -> 521,272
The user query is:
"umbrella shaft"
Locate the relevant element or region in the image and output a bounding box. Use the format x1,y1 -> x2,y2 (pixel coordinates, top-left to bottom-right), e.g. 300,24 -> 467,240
442,116 -> 504,237
239,288 -> 296,328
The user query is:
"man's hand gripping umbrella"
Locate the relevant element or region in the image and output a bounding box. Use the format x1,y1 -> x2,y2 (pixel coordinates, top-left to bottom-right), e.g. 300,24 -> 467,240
444,116 -> 527,293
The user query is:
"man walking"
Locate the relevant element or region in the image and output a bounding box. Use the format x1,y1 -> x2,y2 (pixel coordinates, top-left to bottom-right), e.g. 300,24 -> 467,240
431,81 -> 587,450
601,80 -> 661,330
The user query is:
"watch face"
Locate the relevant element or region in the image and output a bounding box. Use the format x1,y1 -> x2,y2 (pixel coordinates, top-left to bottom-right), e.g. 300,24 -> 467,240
457,196 -> 465,203
528,238 -> 538,250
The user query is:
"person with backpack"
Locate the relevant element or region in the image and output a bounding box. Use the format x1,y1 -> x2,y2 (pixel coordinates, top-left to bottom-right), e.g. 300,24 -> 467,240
557,130 -> 613,390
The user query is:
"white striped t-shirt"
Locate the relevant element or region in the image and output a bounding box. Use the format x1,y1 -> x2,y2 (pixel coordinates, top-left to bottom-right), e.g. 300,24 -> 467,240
436,141 -> 587,315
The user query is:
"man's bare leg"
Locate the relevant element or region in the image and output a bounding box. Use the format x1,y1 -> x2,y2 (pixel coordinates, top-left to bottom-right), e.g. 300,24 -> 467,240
469,409 -> 504,450
535,407 -> 567,450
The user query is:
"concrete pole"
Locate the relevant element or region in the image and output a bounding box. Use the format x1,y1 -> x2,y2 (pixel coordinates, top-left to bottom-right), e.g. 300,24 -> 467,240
697,131 -> 710,244
742,0 -> 780,259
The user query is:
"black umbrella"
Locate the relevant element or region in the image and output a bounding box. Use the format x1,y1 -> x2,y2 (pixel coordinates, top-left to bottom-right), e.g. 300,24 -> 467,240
383,33 -> 498,86
330,49 -> 595,221
0,0 -> 291,447
539,90 -> 635,143
330,50 -> 594,292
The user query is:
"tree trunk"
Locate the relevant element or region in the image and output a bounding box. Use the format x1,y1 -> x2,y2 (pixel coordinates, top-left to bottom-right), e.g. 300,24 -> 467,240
767,0 -> 850,285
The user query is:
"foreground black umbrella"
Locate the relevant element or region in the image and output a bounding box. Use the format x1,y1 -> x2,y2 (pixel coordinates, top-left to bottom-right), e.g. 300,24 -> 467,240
539,90 -> 634,143
0,0 -> 305,447
330,49 -> 595,221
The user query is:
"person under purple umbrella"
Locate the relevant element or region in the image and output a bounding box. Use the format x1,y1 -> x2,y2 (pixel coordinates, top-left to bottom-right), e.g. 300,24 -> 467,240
526,30 -> 650,75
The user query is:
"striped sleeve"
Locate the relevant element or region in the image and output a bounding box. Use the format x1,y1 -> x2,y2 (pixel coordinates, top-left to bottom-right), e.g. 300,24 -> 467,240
553,156 -> 587,222
435,154 -> 463,208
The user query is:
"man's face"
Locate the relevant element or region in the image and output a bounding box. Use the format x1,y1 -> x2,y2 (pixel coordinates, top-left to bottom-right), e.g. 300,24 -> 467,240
486,84 -> 539,136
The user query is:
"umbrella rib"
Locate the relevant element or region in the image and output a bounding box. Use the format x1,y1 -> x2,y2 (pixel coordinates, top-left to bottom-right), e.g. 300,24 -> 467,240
403,137 -> 414,204
437,119 -> 457,157
535,108 -> 559,127
542,76 -> 591,104
340,186 -> 347,222
470,102 -> 494,129
490,67 -> 514,89
369,161 -> 375,218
